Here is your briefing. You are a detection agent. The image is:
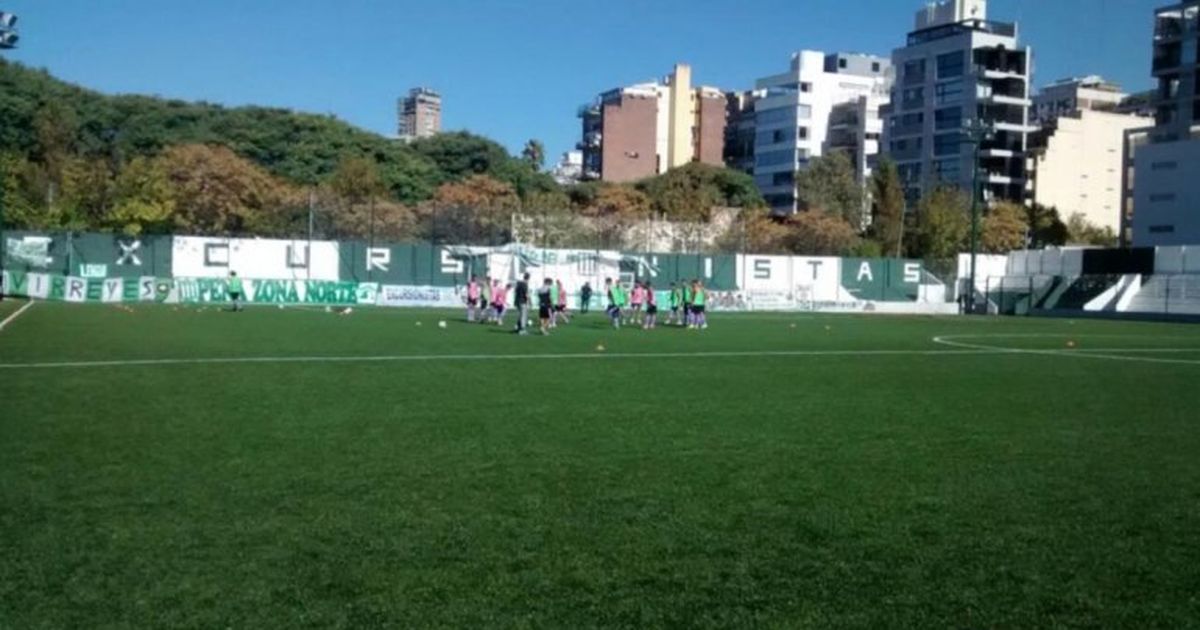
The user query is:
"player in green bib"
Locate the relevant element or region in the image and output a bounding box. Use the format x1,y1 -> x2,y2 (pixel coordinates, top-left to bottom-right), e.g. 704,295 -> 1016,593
604,278 -> 625,329
667,282 -> 683,326
548,280 -> 560,328
227,271 -> 245,312
681,282 -> 694,327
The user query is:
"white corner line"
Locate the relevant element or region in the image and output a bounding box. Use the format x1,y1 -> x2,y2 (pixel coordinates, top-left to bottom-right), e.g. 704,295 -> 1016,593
0,300 -> 34,332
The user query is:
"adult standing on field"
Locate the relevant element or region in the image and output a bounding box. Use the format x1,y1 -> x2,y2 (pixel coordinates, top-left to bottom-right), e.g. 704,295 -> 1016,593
514,273 -> 531,335
580,282 -> 593,314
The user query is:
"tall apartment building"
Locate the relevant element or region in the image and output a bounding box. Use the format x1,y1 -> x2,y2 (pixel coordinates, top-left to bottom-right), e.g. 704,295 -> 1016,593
885,0 -> 1033,207
752,51 -> 891,214
397,88 -> 442,141
724,90 -> 759,175
578,64 -> 727,183
1122,1 -> 1200,246
1028,78 -> 1151,234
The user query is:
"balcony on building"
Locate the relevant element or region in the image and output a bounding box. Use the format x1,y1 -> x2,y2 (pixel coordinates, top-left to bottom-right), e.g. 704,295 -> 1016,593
978,103 -> 1030,128
979,130 -> 1025,158
1154,5 -> 1198,42
1153,41 -> 1184,74
973,47 -> 1027,79
980,154 -> 1026,183
976,80 -> 1029,106
828,109 -> 861,130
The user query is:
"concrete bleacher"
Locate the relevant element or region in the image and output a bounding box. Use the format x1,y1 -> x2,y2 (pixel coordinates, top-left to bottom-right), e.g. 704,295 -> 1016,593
1125,275 -> 1200,315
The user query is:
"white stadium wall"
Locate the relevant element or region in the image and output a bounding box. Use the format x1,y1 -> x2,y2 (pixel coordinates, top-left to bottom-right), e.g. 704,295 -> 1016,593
172,237 -> 341,281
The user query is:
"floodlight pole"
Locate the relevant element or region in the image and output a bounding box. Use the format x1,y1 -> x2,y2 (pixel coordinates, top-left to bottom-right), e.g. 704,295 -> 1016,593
0,11 -> 16,298
962,120 -> 993,315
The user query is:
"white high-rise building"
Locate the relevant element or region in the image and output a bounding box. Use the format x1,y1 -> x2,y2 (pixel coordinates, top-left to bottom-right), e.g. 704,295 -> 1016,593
752,51 -> 892,215
886,0 -> 1034,207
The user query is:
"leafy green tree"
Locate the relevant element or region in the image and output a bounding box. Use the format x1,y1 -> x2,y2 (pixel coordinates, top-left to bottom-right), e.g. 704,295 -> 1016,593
1066,212 -> 1118,247
521,140 -> 545,171
795,150 -> 864,227
155,144 -> 299,235
635,163 -> 764,222
785,211 -> 860,256
419,174 -> 520,244
106,157 -> 175,235
581,184 -> 651,249
912,187 -> 969,259
868,157 -> 906,257
1026,204 -> 1069,248
981,201 -> 1029,253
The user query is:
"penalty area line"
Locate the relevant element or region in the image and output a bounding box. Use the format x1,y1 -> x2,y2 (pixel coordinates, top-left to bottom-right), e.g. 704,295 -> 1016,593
0,348 -> 1006,370
0,300 -> 34,333
931,335 -> 1200,366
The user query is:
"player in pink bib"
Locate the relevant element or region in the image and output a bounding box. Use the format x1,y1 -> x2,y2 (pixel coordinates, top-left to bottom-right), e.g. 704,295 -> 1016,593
629,282 -> 645,325
492,284 -> 510,326
466,276 -> 482,322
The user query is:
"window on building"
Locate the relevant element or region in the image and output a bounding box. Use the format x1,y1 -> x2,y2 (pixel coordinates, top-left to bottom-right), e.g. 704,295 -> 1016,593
800,82 -> 811,93
1149,225 -> 1176,234
839,58 -> 848,69
936,51 -> 965,79
934,106 -> 963,131
755,149 -> 797,168
935,80 -> 964,105
773,172 -> 795,186
1151,161 -> 1179,171
872,62 -> 881,73
933,132 -> 963,156
903,59 -> 927,84
898,163 -> 923,183
797,104 -> 812,119
798,127 -> 808,140
756,108 -> 794,125
1149,193 -> 1178,202
902,87 -> 925,110
933,158 -> 962,183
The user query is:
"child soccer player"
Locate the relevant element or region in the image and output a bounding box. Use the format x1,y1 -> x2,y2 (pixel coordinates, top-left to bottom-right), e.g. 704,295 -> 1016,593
604,278 -> 625,329
549,278 -> 560,328
643,282 -> 658,329
629,281 -> 645,325
690,280 -> 708,329
537,278 -> 554,335
466,275 -> 481,322
667,282 -> 681,326
480,277 -> 494,323
492,283 -> 510,327
227,271 -> 244,312
682,280 -> 694,327
554,279 -> 570,325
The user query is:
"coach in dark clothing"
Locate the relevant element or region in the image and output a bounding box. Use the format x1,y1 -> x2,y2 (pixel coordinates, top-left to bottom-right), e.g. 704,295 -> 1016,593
514,273 -> 531,334
580,282 -> 593,313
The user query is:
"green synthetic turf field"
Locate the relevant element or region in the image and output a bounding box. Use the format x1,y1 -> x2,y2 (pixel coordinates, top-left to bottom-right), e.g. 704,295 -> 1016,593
2,300 -> 1199,628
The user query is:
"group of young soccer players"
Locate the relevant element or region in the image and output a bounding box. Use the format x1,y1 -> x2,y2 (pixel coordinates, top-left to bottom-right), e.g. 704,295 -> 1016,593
464,275 -> 569,333
463,274 -> 708,334
604,278 -> 708,330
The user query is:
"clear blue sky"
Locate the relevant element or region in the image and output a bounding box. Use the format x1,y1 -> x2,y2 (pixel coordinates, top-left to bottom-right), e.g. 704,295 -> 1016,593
1,0 -> 1163,163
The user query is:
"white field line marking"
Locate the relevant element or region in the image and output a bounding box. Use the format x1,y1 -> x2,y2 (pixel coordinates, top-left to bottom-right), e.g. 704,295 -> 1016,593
0,348 -> 1008,370
0,300 -> 34,332
932,334 -> 1200,366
